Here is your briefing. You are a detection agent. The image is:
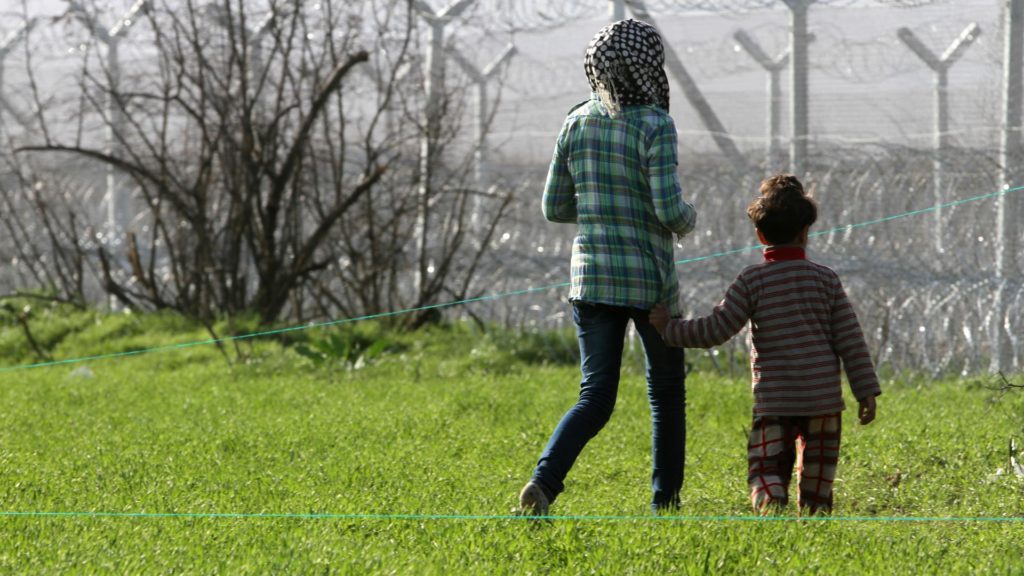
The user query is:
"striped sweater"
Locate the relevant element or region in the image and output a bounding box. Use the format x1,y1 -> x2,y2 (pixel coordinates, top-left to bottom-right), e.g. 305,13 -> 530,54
663,246 -> 881,416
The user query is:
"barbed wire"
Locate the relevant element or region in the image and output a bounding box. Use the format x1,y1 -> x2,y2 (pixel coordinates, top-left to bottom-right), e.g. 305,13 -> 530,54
451,0 -> 952,35
474,0 -> 948,23
497,15 -> 996,95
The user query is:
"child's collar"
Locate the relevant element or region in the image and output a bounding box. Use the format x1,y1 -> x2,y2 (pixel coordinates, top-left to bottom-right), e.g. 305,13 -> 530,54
763,245 -> 806,262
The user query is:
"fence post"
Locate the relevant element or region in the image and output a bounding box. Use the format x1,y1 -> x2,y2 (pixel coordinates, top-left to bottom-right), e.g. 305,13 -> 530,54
610,0 -> 625,21
207,6 -> 280,79
898,23 -> 981,255
413,0 -> 475,295
450,44 -> 517,186
624,0 -> 748,171
994,0 -> 1023,373
68,0 -> 148,309
733,29 -> 790,172
68,1 -> 148,240
781,0 -> 810,176
0,18 -> 37,129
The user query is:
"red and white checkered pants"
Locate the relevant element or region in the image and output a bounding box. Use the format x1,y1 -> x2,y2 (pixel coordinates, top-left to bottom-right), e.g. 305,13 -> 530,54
747,413 -> 841,515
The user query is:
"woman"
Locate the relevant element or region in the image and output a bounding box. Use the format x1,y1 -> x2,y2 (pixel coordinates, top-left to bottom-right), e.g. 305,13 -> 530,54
519,19 -> 698,514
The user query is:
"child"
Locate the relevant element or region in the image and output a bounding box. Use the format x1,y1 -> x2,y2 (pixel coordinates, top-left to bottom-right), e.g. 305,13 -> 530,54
649,174 -> 880,515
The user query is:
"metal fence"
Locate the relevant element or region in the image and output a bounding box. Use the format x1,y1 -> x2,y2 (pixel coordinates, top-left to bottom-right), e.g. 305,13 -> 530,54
0,0 -> 1021,375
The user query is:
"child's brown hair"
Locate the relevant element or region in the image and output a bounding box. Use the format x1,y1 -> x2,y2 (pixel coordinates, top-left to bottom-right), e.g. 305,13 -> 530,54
746,174 -> 818,244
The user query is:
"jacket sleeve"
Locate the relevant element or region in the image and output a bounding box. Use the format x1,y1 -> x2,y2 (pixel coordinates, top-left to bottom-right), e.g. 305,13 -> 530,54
664,275 -> 750,348
829,273 -> 882,401
647,115 -> 696,237
541,119 -> 577,223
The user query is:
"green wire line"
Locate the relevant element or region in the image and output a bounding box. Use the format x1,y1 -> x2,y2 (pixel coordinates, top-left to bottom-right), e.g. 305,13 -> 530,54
1,184 -> 1022,374
0,510 -> 1021,522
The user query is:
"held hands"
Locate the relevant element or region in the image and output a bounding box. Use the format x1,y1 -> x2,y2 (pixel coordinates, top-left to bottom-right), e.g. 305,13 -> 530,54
649,304 -> 670,338
858,395 -> 877,425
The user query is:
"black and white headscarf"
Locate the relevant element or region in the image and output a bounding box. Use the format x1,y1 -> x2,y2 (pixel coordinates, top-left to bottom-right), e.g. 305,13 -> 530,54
584,19 -> 670,116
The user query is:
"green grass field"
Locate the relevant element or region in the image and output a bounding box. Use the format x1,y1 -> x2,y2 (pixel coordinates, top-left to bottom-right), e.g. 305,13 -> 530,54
0,307 -> 1022,573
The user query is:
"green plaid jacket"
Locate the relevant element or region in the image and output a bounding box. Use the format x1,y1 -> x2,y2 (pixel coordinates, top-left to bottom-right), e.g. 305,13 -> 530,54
543,97 -> 697,315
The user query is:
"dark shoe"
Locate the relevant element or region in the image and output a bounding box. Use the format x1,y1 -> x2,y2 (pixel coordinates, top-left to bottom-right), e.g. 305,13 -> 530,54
518,482 -> 550,516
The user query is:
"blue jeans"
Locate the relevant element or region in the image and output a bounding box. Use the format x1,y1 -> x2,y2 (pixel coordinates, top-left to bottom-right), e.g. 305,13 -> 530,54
531,302 -> 687,510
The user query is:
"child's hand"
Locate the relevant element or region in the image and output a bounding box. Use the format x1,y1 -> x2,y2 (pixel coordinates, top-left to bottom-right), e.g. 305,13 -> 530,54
649,304 -> 670,338
858,395 -> 877,425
